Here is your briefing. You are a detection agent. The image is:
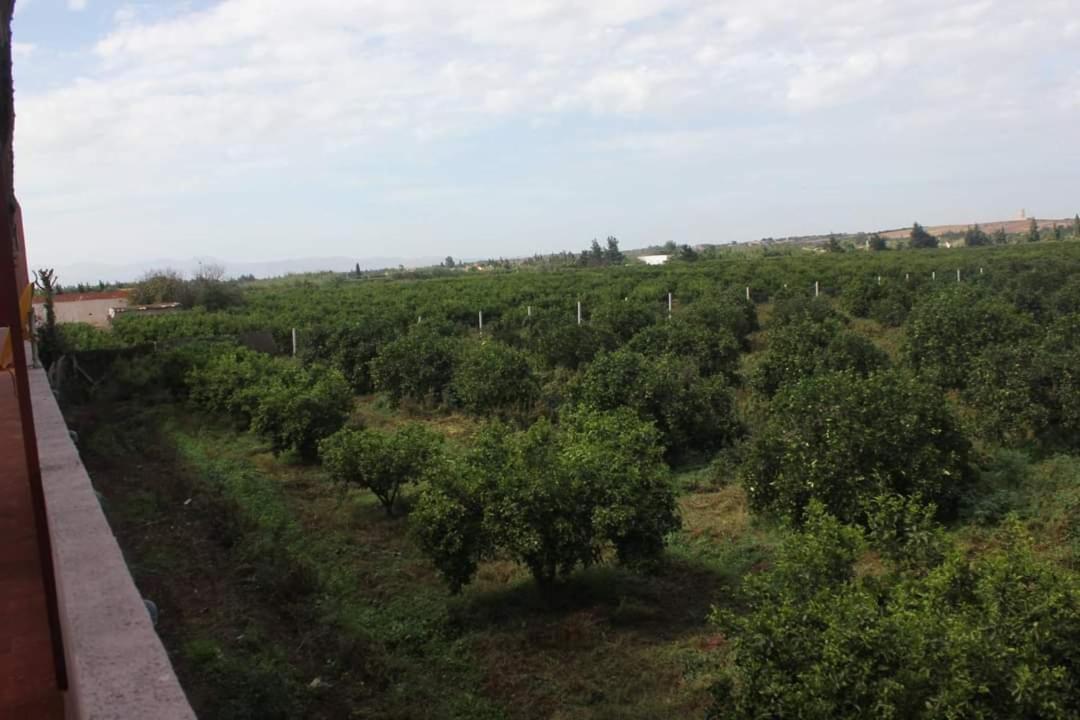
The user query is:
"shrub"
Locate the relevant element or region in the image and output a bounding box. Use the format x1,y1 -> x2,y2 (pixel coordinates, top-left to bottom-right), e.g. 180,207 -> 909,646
1031,314 -> 1080,449
590,299 -> 661,344
521,318 -> 604,370
904,285 -> 1033,388
571,349 -> 741,457
319,423 -> 443,515
708,512 -> 1080,720
298,319 -> 396,393
964,341 -> 1045,445
626,320 -> 741,379
741,369 -> 971,524
188,346 -> 286,427
250,365 -> 352,461
681,296 -> 758,348
369,326 -> 457,405
450,339 -> 539,416
412,408 -> 680,592
749,318 -> 888,397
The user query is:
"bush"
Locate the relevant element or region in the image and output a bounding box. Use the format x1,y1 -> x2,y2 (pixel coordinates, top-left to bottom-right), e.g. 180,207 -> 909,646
450,339 -> 539,416
681,296 -> 758,348
964,314 -> 1080,450
188,346 -> 287,427
412,408 -> 680,592
571,349 -> 741,457
709,511 -> 1080,720
370,326 -> 458,405
521,318 -> 604,370
298,319 -> 396,393
1031,314 -> 1080,449
319,423 -> 443,515
904,285 -> 1033,388
741,369 -> 971,524
626,320 -> 741,379
250,365 -> 352,461
749,318 -> 889,397
964,341 -> 1045,445
590,299 -> 661,344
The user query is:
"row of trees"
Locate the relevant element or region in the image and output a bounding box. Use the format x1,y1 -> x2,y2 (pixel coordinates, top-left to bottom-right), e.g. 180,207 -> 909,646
82,235 -> 1080,717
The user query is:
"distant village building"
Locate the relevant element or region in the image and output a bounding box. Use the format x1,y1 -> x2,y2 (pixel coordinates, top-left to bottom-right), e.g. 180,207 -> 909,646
108,302 -> 182,322
32,290 -> 129,329
637,255 -> 670,266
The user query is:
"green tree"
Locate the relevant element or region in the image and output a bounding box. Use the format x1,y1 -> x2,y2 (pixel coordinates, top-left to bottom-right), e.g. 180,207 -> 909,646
749,318 -> 889,397
1074,213 -> 1080,238
741,369 -> 971,524
993,225 -> 1009,244
450,339 -> 539,416
32,268 -> 61,368
1027,217 -> 1040,242
708,514 -> 1080,720
319,423 -> 443,516
678,244 -> 699,262
904,285 -> 1033,388
868,233 -> 887,251
604,236 -> 624,265
188,345 -> 288,427
412,408 -> 679,592
910,222 -> 938,249
590,299 -> 660,344
964,224 -> 989,247
826,233 -> 843,252
370,326 -> 457,405
626,319 -> 741,379
572,349 -> 741,456
250,365 -> 352,461
130,268 -> 191,306
589,239 -> 605,265
1030,313 -> 1080,449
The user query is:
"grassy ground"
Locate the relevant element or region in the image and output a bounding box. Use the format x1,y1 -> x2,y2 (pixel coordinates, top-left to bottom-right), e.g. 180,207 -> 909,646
70,397 -> 779,720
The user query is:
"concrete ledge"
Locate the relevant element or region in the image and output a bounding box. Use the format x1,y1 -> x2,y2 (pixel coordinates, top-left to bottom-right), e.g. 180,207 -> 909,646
30,366 -> 196,720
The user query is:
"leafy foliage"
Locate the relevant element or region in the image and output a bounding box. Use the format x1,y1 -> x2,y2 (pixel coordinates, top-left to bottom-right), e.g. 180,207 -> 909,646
571,348 -> 741,456
412,408 -> 679,592
904,285 -> 1033,388
749,317 -> 889,396
450,338 -> 539,416
742,369 -> 971,524
709,510 -> 1080,720
370,325 -> 458,405
319,424 -> 443,515
249,364 -> 352,461
910,222 -> 938,248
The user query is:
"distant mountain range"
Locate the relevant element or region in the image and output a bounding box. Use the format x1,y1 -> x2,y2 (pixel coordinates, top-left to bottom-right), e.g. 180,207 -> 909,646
45,256 -> 445,285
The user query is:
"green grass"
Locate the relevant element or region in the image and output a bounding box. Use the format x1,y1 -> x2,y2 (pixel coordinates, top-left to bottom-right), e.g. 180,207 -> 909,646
75,399 -> 768,719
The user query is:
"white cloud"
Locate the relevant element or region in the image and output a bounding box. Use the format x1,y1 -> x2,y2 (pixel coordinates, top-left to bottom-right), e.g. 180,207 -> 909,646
13,42 -> 36,60
14,0 -> 1080,262
67,0 -> 87,11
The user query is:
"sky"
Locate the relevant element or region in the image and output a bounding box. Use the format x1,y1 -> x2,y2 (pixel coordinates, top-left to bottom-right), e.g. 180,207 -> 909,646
13,0 -> 1080,273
